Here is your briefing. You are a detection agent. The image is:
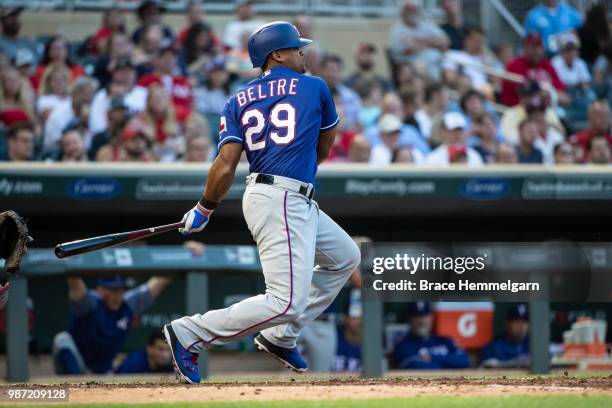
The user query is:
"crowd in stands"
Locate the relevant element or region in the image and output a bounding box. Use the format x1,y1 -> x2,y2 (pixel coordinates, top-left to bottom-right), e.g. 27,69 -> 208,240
0,0 -> 610,166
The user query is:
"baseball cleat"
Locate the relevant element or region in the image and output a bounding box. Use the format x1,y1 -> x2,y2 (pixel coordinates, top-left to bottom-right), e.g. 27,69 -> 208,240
163,324 -> 201,384
254,334 -> 308,373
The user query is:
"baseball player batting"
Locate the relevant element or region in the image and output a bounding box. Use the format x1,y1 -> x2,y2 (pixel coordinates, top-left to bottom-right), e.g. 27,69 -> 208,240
163,21 -> 360,384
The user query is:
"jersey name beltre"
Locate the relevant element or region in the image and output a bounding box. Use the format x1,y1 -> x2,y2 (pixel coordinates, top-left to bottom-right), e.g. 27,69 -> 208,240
235,78 -> 300,107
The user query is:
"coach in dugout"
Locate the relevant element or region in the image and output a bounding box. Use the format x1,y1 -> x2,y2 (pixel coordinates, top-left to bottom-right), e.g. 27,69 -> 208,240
52,275 -> 171,375
480,304 -> 530,368
392,302 -> 469,369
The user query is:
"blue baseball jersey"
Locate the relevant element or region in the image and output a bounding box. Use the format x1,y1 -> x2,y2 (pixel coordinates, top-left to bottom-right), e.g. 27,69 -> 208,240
480,336 -> 529,363
68,285 -> 153,373
393,334 -> 470,370
332,327 -> 362,372
218,66 -> 339,184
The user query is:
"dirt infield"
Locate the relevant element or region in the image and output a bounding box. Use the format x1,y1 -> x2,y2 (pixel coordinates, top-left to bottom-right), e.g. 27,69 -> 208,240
3,376 -> 611,404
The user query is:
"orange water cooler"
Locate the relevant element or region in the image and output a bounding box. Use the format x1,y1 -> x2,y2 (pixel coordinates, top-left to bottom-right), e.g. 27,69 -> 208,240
434,302 -> 494,350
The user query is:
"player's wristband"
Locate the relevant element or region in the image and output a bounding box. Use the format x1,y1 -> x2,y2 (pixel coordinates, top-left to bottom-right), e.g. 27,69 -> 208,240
198,197 -> 218,211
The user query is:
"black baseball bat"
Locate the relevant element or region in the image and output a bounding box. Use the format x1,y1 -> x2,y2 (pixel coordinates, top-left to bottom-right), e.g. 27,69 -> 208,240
54,221 -> 186,259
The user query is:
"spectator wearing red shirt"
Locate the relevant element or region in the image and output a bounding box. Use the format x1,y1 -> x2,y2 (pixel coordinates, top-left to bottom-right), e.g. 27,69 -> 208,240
89,8 -> 126,56
30,36 -> 85,92
138,45 -> 193,124
570,100 -> 612,162
501,34 -> 568,107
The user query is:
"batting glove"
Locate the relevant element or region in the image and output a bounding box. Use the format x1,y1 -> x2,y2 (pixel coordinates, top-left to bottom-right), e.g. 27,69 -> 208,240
179,203 -> 214,235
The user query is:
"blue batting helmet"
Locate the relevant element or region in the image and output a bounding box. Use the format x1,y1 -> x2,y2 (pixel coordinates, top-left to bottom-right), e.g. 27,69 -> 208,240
247,21 -> 312,68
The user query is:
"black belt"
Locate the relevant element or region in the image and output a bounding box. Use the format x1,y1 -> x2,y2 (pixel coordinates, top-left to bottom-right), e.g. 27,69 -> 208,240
254,174 -> 314,199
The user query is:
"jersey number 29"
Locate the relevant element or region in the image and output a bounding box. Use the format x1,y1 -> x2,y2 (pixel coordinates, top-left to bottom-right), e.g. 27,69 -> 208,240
241,103 -> 296,151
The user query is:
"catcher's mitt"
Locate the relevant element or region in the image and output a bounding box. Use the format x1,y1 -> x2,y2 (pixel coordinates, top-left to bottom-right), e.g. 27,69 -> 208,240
0,210 -> 33,273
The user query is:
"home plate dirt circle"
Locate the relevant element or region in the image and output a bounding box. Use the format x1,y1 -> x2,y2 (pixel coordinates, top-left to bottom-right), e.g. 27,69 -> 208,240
15,377 -> 612,404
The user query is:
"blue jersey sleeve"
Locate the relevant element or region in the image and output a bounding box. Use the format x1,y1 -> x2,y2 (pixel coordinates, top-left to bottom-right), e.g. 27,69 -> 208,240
124,283 -> 153,315
217,99 -> 244,150
70,290 -> 98,317
319,79 -> 339,131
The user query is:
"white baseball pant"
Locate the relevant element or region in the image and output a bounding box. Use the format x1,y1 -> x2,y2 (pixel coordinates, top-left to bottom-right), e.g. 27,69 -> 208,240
171,174 -> 360,352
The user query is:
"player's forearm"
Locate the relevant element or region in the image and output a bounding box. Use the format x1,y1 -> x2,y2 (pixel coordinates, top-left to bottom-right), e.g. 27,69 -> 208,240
147,276 -> 172,298
201,155 -> 238,205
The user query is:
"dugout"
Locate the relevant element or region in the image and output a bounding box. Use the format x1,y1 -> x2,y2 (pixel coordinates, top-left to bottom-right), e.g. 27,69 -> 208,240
1,163 -> 611,379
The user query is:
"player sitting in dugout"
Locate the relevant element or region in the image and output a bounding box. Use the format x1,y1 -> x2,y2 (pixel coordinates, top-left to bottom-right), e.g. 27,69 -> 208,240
392,302 -> 470,369
480,304 -> 530,368
332,289 -> 363,373
115,330 -> 174,374
52,275 -> 171,375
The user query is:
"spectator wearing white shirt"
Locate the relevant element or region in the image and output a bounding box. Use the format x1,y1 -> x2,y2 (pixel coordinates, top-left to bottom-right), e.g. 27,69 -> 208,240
369,114 -> 403,165
551,33 -> 591,88
89,58 -> 147,135
528,102 -> 565,164
222,0 -> 264,51
36,63 -> 71,123
426,112 -> 483,166
442,26 -> 494,95
43,76 -> 98,151
415,83 -> 449,140
388,0 -> 450,80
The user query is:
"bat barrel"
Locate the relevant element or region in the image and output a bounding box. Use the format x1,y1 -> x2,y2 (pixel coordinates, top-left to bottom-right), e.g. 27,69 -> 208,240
54,233 -> 127,259
54,221 -> 186,259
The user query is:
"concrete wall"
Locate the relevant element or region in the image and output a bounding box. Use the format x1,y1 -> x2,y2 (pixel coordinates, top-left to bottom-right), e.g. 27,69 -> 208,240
19,10 -> 396,77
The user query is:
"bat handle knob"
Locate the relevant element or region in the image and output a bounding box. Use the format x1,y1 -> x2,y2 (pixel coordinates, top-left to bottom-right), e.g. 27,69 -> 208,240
54,245 -> 65,259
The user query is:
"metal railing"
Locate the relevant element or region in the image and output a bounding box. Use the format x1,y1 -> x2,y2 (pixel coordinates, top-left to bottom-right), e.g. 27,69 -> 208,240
0,0 -> 408,16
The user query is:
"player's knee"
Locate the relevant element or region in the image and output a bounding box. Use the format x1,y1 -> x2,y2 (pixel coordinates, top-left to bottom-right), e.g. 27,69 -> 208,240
344,240 -> 361,274
52,331 -> 74,354
278,296 -> 307,321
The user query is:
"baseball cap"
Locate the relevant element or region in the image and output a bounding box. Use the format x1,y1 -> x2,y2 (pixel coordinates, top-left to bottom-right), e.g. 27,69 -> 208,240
442,111 -> 467,131
379,114 -> 403,134
507,304 -> 529,321
121,119 -> 152,144
407,301 -> 432,317
97,276 -> 128,289
559,32 -> 580,50
524,33 -> 543,47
